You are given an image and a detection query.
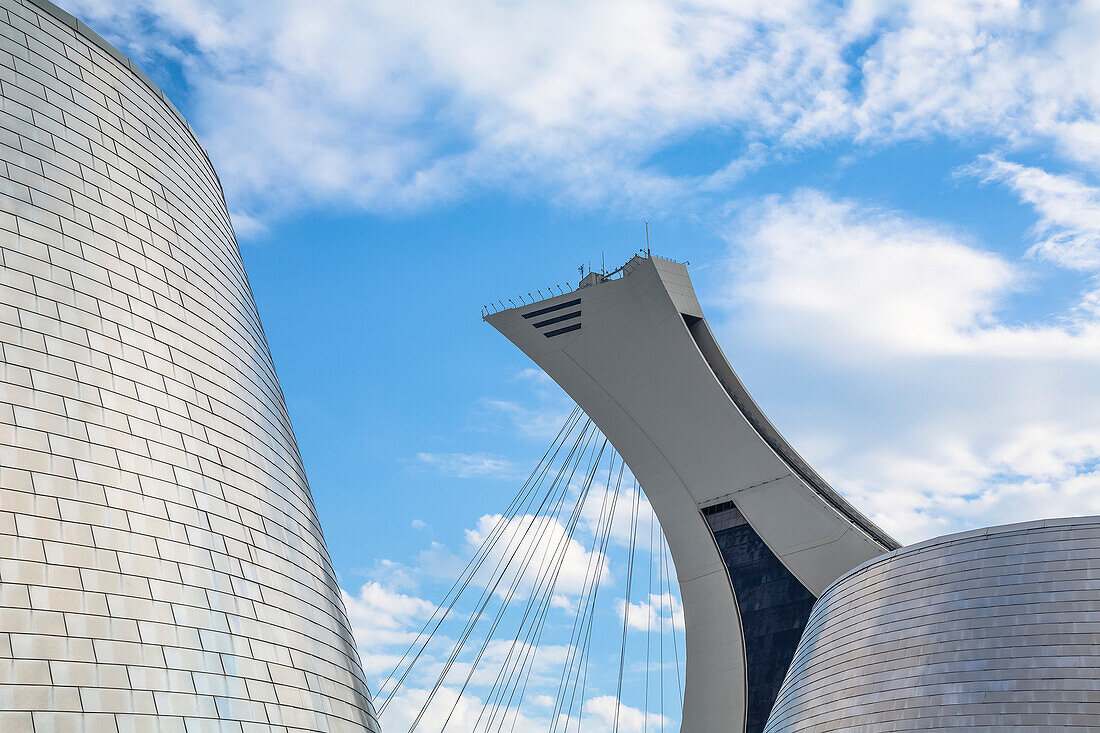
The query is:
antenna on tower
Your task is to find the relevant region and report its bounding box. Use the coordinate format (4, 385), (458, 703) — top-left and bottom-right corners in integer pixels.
(645, 221), (651, 257)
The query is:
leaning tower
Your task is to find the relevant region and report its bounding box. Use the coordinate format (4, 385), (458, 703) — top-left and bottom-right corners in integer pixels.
(0, 1), (380, 731)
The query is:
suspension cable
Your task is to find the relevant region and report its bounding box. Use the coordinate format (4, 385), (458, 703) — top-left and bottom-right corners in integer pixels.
(444, 438), (608, 731)
(658, 519), (666, 733)
(377, 407), (585, 711)
(644, 502), (654, 733)
(551, 459), (627, 733)
(482, 446), (614, 733)
(484, 451), (612, 733)
(408, 423), (598, 731)
(661, 538), (684, 710)
(613, 482), (641, 733)
(378, 407), (688, 733)
(562, 460), (626, 733)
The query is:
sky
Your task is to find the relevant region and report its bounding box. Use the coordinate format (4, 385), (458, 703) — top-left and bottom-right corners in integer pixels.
(65, 0), (1100, 730)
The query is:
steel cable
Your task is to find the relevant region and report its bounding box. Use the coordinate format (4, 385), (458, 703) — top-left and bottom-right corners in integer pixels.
(377, 407), (584, 712)
(408, 423), (597, 731)
(613, 483), (642, 733)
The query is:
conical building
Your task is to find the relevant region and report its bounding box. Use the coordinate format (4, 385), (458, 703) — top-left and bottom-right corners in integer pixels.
(0, 1), (380, 730)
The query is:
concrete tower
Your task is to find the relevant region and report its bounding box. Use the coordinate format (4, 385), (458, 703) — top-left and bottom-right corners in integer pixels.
(487, 256), (899, 733)
(488, 255), (1100, 732)
(0, 1), (379, 731)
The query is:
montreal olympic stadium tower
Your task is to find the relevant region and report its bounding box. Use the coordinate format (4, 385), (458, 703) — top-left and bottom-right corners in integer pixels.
(1, 1), (1099, 732)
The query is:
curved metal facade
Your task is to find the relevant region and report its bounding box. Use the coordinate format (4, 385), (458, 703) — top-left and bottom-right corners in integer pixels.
(0, 1), (379, 731)
(765, 517), (1100, 732)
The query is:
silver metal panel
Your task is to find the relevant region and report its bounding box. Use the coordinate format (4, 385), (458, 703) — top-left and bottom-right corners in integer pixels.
(765, 517), (1100, 732)
(0, 1), (380, 730)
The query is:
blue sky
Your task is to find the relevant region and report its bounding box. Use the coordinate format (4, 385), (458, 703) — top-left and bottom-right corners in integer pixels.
(70, 0), (1100, 729)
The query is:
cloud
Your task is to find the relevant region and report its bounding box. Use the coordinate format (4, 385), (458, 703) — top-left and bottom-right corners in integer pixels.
(463, 514), (610, 598)
(408, 639), (574, 695)
(376, 685), (666, 733)
(342, 445), (683, 728)
(550, 594), (576, 613)
(474, 398), (575, 441)
(377, 685), (551, 733)
(415, 451), (518, 479)
(411, 519), (428, 530)
(64, 0), (1100, 226)
(341, 581), (436, 675)
(617, 593), (686, 633)
(340, 567), (664, 731)
(342, 562), (589, 699)
(721, 189), (1100, 543)
(468, 370), (575, 448)
(228, 209), (267, 239)
(516, 368), (554, 385)
(363, 558), (421, 593)
(850, 2), (1100, 171)
(583, 695), (671, 733)
(730, 189), (1019, 359)
(960, 155), (1100, 271)
(580, 483), (658, 549)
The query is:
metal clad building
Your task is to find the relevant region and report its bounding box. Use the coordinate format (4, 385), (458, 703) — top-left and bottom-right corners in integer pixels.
(764, 517), (1100, 732)
(0, 1), (380, 730)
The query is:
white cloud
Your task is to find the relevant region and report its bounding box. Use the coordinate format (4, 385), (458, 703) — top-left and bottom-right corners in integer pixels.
(341, 492), (685, 726)
(730, 189), (1019, 358)
(228, 209), (267, 238)
(365, 558), (421, 593)
(474, 398), (574, 442)
(850, 2), (1100, 171)
(342, 581), (436, 675)
(469, 371), (575, 447)
(464, 514), (610, 598)
(722, 189), (1100, 543)
(62, 0), (1100, 225)
(839, 436), (1100, 543)
(340, 568), (662, 731)
(550, 594), (576, 613)
(377, 685), (667, 733)
(415, 451), (517, 479)
(412, 639), (574, 694)
(583, 694), (671, 733)
(342, 559), (594, 700)
(378, 685), (552, 733)
(617, 593), (686, 633)
(411, 519), (428, 530)
(960, 154), (1100, 271)
(580, 483), (658, 548)
(516, 368), (554, 385)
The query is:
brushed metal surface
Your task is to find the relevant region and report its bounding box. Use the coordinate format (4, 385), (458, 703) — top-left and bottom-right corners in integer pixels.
(765, 517), (1100, 732)
(0, 2), (379, 730)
